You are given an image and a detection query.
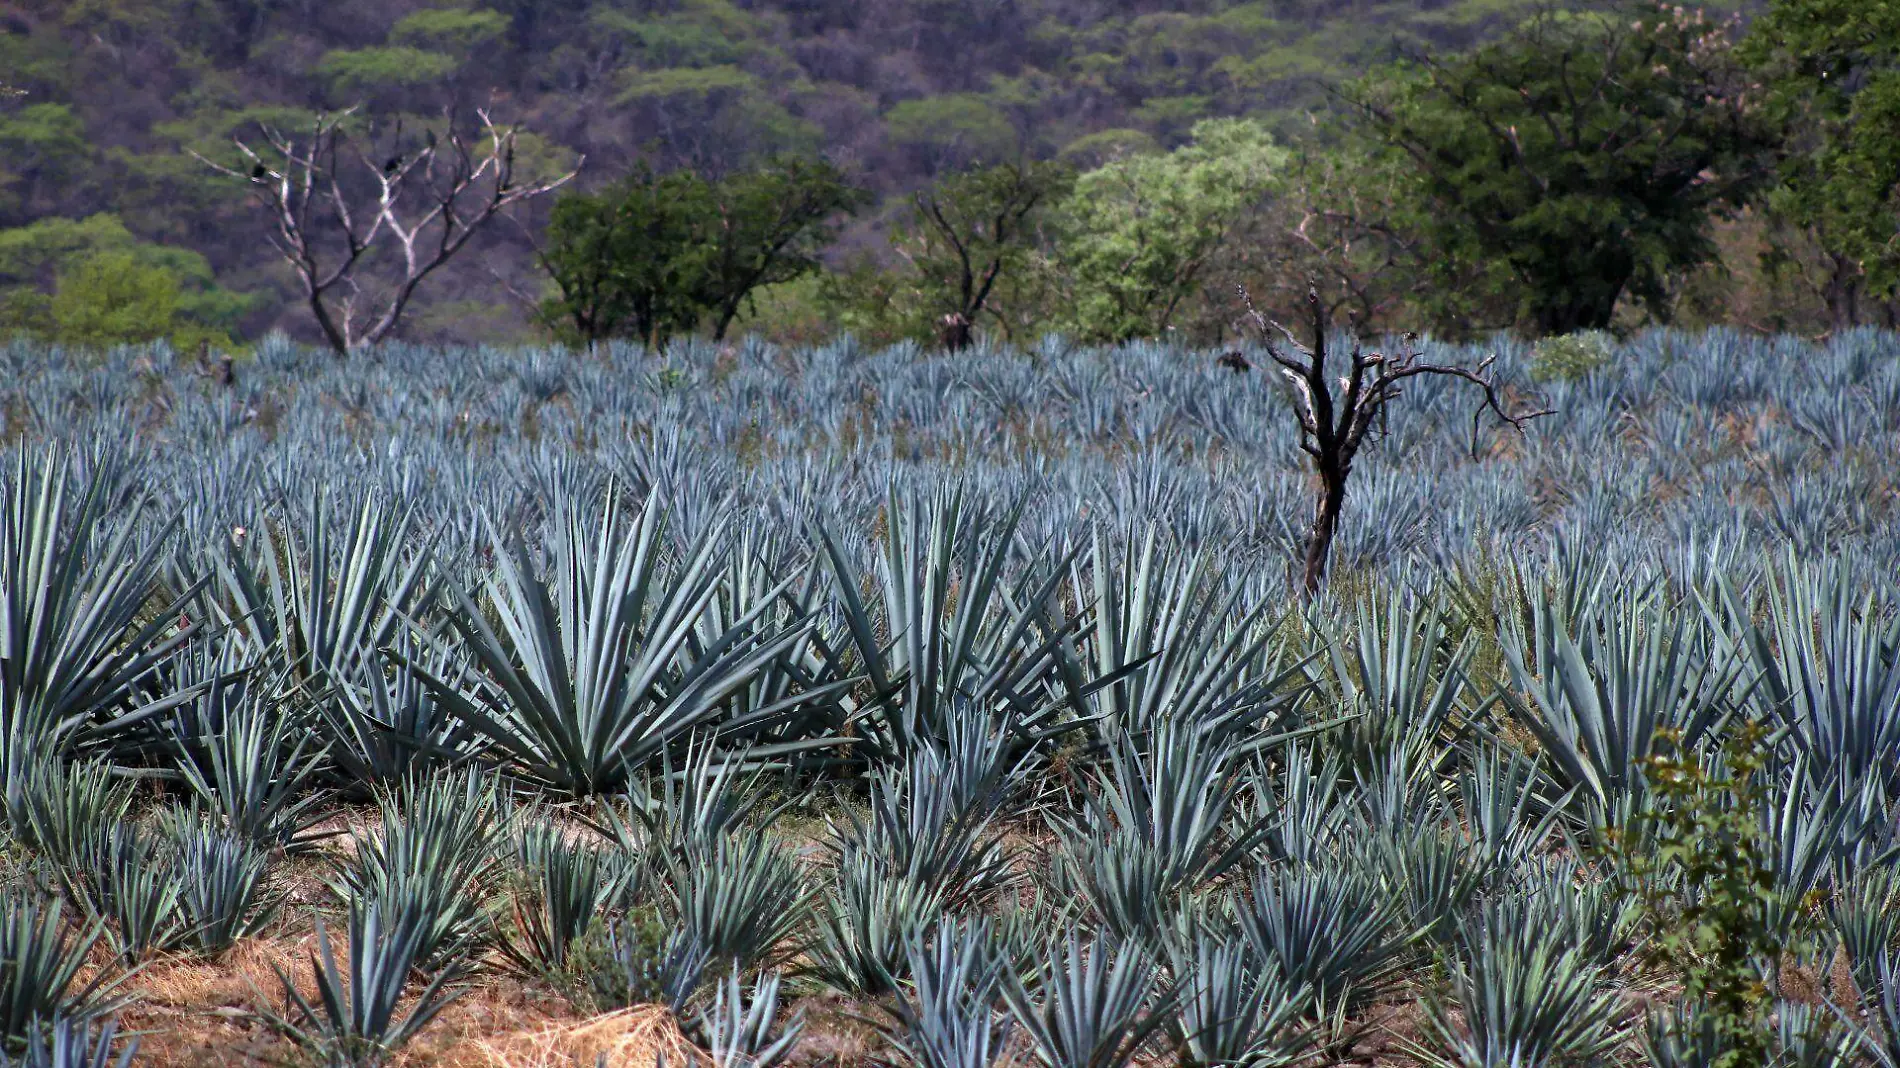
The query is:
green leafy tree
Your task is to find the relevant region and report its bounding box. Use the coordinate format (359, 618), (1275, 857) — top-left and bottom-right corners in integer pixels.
(388, 8), (509, 55)
(893, 160), (1072, 350)
(538, 159), (861, 345)
(1349, 5), (1771, 336)
(0, 213), (251, 348)
(539, 166), (714, 346)
(885, 94), (1020, 174)
(616, 67), (819, 172)
(1224, 144), (1429, 333)
(695, 158), (866, 340)
(48, 251), (182, 349)
(0, 103), (90, 223)
(1054, 118), (1283, 342)
(1743, 0), (1900, 329)
(315, 47), (461, 98)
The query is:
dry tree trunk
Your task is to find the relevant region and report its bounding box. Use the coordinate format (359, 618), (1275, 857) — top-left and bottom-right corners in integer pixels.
(1246, 285), (1552, 600)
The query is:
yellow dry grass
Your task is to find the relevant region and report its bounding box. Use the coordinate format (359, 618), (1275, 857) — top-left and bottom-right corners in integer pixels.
(434, 1003), (706, 1068)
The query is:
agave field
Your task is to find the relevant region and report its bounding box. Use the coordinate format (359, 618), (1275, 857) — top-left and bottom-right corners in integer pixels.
(2, 328), (1900, 1067)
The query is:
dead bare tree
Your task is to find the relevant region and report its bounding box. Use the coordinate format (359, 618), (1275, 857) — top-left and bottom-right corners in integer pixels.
(199, 109), (581, 355)
(1247, 286), (1552, 598)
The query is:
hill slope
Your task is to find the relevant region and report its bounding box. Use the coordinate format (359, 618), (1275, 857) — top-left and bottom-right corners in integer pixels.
(0, 0), (1617, 344)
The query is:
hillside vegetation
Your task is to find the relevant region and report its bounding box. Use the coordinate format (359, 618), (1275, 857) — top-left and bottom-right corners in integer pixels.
(0, 0), (1780, 346)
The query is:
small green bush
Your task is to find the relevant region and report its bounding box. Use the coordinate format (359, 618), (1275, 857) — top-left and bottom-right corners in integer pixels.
(1529, 331), (1614, 382)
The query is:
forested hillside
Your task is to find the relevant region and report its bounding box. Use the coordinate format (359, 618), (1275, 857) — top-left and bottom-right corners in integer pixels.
(0, 0), (1658, 345)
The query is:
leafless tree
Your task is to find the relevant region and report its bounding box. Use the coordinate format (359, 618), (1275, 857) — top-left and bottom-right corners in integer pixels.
(1247, 286), (1552, 598)
(199, 109), (581, 355)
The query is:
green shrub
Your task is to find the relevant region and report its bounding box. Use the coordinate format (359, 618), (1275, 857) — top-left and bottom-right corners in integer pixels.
(1621, 722), (1789, 1068)
(1529, 331), (1614, 382)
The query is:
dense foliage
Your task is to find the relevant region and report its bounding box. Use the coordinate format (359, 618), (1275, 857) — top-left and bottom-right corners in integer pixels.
(40, 0), (1900, 350)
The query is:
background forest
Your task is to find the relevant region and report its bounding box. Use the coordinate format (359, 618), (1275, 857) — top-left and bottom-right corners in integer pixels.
(0, 0), (1890, 351)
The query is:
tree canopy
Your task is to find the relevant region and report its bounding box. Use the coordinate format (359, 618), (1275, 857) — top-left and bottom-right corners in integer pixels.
(1349, 7), (1772, 336)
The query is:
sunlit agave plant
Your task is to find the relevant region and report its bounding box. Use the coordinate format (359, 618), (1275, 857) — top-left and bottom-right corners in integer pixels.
(1000, 934), (1174, 1068)
(695, 966), (804, 1068)
(499, 817), (628, 976)
(1424, 908), (1622, 1068)
(163, 808), (281, 956)
(1, 451), (207, 776)
(882, 919), (1016, 1068)
(0, 1016), (138, 1068)
(266, 900), (464, 1068)
(0, 889), (125, 1046)
(335, 767), (508, 968)
(401, 489), (817, 797)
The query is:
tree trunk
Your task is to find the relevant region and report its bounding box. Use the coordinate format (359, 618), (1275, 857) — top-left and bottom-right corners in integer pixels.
(1823, 252), (1862, 332)
(939, 313), (973, 352)
(1300, 463), (1349, 599)
(309, 292), (350, 356)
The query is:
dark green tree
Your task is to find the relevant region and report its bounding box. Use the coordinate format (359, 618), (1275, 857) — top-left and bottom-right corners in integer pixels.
(538, 159), (862, 347)
(903, 160), (1071, 351)
(1743, 0), (1900, 330)
(697, 158), (866, 341)
(538, 166), (713, 347)
(1349, 5), (1771, 336)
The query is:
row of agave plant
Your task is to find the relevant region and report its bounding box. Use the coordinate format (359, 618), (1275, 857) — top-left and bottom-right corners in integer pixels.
(6, 326), (1900, 578)
(4, 448), (1900, 1067)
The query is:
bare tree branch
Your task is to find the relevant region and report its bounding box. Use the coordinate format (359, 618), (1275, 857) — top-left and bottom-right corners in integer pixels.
(1242, 284), (1553, 597)
(197, 109), (582, 355)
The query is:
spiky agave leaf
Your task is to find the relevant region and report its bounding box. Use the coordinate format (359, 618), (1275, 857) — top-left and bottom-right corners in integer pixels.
(267, 900), (465, 1068)
(1234, 862), (1410, 1019)
(404, 490), (816, 797)
(694, 526), (859, 760)
(498, 817), (627, 976)
(882, 919), (1016, 1068)
(1644, 1000), (1863, 1068)
(1250, 744), (1356, 868)
(1057, 720), (1265, 944)
(999, 934), (1174, 1068)
(814, 487), (1104, 763)
(1075, 526), (1314, 743)
(695, 966), (803, 1068)
(211, 492), (434, 688)
(1855, 948), (1900, 1068)
(1832, 866), (1900, 1000)
(1490, 858), (1640, 968)
(172, 694), (329, 851)
(824, 712), (1020, 921)
(320, 629), (475, 791)
(1423, 908), (1622, 1068)
(1320, 588), (1474, 785)
(162, 808), (281, 956)
(808, 849), (952, 996)
(0, 450), (208, 769)
(666, 828), (810, 973)
(614, 741), (775, 859)
(336, 767), (508, 969)
(1361, 823), (1488, 946)
(0, 1016), (138, 1068)
(1164, 925), (1312, 1068)
(580, 922), (712, 1016)
(1457, 742), (1569, 880)
(2, 756), (130, 872)
(1773, 1002), (1864, 1068)
(73, 823), (184, 965)
(1710, 556), (1900, 811)
(0, 889), (124, 1046)
(1498, 583), (1741, 833)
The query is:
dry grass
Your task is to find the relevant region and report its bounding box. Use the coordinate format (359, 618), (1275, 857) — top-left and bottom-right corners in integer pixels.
(436, 1003), (704, 1068)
